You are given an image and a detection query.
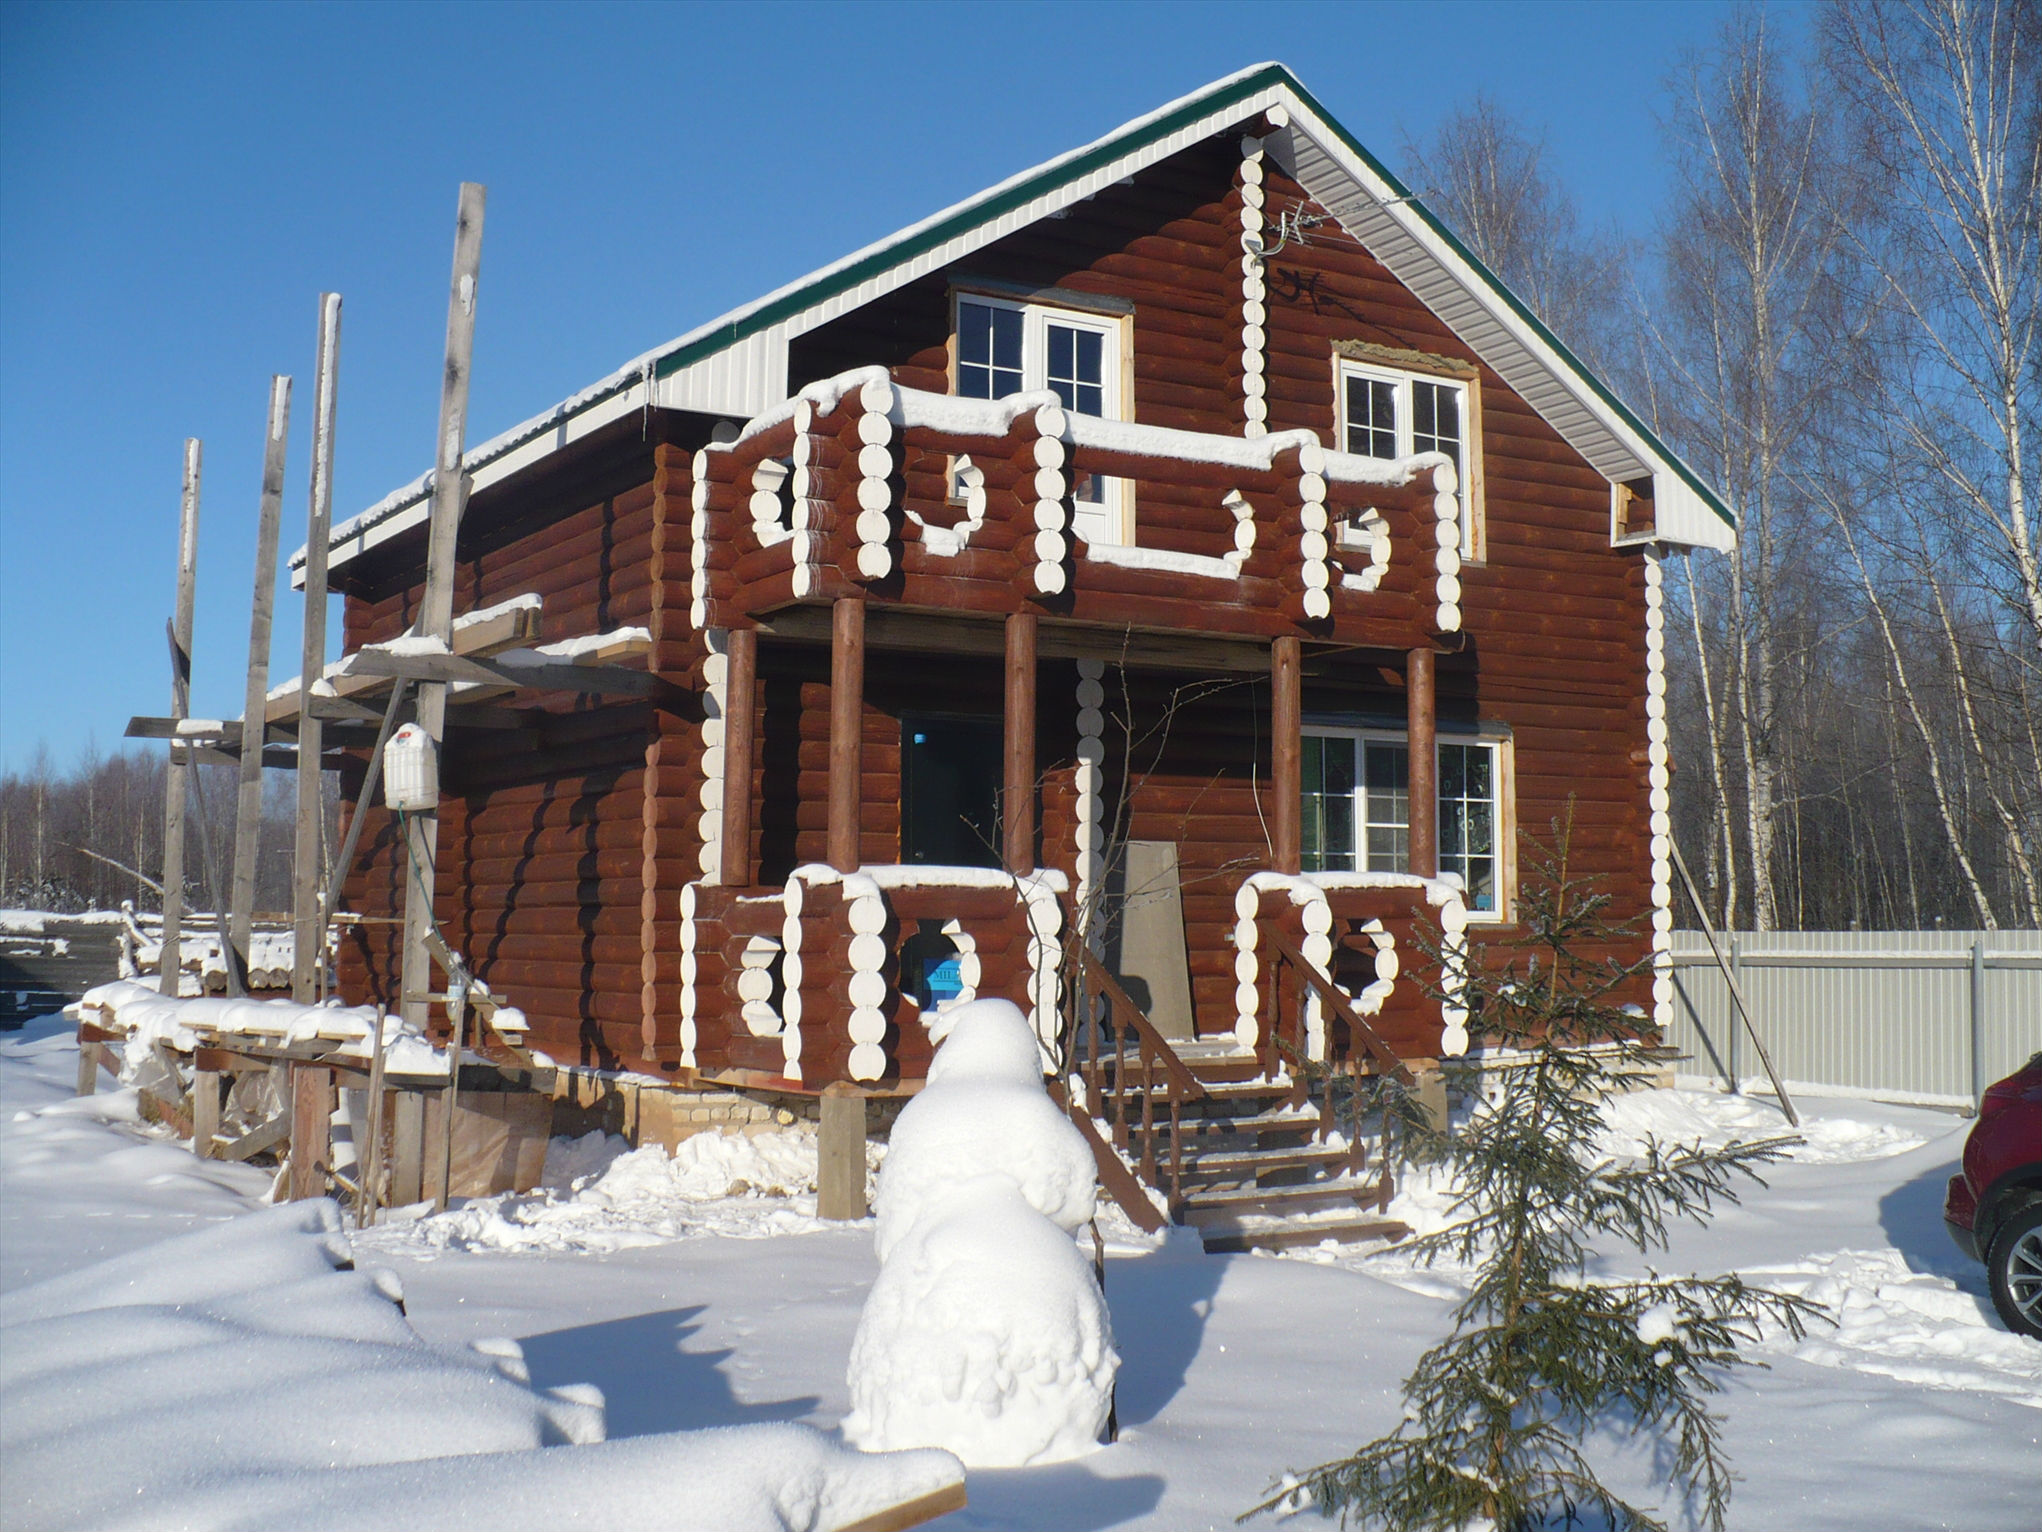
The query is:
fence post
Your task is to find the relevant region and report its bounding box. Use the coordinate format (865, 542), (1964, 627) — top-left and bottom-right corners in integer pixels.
(1970, 937), (1986, 1109)
(1727, 934), (1742, 1092)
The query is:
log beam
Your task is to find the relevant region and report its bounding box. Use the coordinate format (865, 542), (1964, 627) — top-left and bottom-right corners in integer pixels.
(294, 293), (341, 1003)
(400, 182), (484, 1037)
(1407, 646), (1437, 880)
(230, 376), (292, 995)
(721, 626), (758, 886)
(828, 597), (865, 873)
(159, 439), (202, 996)
(1003, 611), (1037, 875)
(1272, 634), (1301, 875)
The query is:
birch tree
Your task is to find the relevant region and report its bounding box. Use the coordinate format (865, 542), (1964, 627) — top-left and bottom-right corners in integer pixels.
(1651, 12), (1856, 929)
(1822, 0), (2042, 661)
(1399, 95), (1633, 370)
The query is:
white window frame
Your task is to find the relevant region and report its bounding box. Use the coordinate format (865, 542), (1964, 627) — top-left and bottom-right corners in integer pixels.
(1335, 358), (1480, 561)
(953, 291), (1130, 545)
(1301, 724), (1513, 921)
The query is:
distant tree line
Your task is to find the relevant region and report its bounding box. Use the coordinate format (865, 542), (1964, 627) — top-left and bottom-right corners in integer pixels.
(1403, 0), (2038, 930)
(5, 2), (2033, 934)
(0, 746), (332, 917)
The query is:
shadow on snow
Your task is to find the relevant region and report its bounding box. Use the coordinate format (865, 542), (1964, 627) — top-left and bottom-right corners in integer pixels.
(519, 1304), (822, 1438)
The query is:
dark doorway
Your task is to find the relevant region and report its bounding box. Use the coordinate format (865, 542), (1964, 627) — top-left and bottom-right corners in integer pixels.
(901, 714), (1002, 868)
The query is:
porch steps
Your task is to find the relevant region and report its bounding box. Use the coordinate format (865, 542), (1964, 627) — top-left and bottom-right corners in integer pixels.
(1091, 1040), (1409, 1255)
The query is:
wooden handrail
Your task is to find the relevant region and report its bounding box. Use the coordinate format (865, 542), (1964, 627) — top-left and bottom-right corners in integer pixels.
(1260, 929), (1416, 1086)
(1057, 932), (1208, 1214)
(1065, 932), (1206, 1101)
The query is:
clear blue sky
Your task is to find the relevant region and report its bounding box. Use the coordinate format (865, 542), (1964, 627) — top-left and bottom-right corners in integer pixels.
(0, 0), (1790, 773)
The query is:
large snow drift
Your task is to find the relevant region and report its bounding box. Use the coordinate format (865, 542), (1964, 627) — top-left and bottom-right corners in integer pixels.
(0, 1195), (961, 1532)
(845, 999), (1116, 1467)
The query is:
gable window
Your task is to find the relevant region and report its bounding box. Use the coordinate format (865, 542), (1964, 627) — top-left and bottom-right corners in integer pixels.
(954, 292), (1127, 545)
(1336, 354), (1482, 560)
(1301, 726), (1511, 917)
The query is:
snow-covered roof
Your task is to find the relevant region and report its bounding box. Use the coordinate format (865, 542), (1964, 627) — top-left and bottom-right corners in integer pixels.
(297, 62), (1733, 581)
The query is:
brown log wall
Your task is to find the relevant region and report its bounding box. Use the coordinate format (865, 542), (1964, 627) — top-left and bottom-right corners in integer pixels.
(789, 128), (1653, 1035)
(340, 122), (1655, 1080)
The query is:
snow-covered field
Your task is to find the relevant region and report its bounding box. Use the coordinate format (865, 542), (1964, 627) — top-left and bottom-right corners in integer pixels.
(3, 1010), (2036, 1530)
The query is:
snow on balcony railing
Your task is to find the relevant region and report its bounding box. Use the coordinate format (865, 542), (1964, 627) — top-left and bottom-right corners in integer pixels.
(693, 367), (1463, 631)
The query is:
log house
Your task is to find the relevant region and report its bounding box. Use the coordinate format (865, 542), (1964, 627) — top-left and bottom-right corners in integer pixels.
(288, 66), (1733, 1231)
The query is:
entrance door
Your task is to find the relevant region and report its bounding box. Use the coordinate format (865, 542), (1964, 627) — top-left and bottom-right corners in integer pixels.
(901, 715), (1002, 868)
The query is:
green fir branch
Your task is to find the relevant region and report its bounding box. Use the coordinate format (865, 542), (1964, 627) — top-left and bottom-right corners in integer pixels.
(1246, 807), (1829, 1532)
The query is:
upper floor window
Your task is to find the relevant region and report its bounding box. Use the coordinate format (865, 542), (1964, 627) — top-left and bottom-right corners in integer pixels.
(957, 302), (1023, 399)
(1336, 354), (1481, 560)
(1301, 726), (1511, 917)
(955, 292), (1127, 544)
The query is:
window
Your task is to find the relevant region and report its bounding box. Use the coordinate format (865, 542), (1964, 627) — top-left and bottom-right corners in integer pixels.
(954, 293), (1127, 544)
(1301, 727), (1509, 917)
(1437, 740), (1497, 914)
(1337, 357), (1479, 559)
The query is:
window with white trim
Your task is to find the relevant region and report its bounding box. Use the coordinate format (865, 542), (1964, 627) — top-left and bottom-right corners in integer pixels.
(1337, 360), (1476, 558)
(955, 293), (1127, 545)
(1301, 727), (1508, 917)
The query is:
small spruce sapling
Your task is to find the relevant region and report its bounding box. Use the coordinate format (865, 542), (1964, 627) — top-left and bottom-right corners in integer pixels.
(1252, 816), (1822, 1532)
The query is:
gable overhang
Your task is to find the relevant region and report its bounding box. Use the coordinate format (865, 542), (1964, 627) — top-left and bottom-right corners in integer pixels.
(301, 63), (1732, 584)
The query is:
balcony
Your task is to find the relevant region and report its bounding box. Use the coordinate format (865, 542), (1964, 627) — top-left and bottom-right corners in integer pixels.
(689, 366), (1463, 649)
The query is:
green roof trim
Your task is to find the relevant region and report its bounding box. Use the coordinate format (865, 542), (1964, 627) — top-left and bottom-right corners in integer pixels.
(647, 64), (1288, 385)
(1270, 72), (1735, 532)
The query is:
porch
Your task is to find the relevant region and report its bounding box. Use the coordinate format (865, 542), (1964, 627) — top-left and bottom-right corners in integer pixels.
(677, 367), (1478, 1095)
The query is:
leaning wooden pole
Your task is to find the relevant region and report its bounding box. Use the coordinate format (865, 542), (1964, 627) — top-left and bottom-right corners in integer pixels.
(294, 294), (342, 1003)
(1667, 836), (1798, 1126)
(158, 440), (203, 997)
(228, 376), (293, 995)
(399, 182), (484, 1047)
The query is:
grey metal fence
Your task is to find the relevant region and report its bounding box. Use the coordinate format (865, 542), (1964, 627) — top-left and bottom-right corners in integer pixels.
(1665, 930), (2042, 1107)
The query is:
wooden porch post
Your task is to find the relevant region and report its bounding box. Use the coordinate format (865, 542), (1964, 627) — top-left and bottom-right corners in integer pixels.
(1003, 612), (1038, 875)
(1407, 646), (1437, 879)
(1272, 635), (1301, 875)
(828, 597), (864, 874)
(721, 626), (758, 886)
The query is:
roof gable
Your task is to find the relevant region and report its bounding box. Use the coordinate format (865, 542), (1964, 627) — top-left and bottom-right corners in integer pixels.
(305, 62), (1731, 578)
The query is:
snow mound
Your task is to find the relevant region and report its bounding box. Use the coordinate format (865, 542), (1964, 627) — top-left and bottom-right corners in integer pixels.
(150, 1424), (962, 1532)
(1599, 1087), (1926, 1164)
(844, 1175), (1117, 1467)
(0, 1200), (607, 1530)
(875, 1077), (1095, 1261)
(924, 997), (1050, 1086)
(849, 999), (1114, 1468)
(1745, 1248), (2042, 1409)
(358, 1127), (883, 1257)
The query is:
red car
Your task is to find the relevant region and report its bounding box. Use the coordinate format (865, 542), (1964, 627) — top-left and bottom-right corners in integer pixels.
(1945, 1052), (2042, 1340)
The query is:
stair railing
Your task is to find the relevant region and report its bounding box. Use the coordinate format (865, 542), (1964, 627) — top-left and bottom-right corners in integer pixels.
(1057, 932), (1207, 1208)
(1260, 928), (1416, 1147)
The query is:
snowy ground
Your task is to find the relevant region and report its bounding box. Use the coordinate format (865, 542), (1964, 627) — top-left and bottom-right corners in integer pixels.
(3, 1012), (2036, 1531)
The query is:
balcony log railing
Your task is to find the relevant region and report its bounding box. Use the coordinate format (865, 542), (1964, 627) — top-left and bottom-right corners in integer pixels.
(692, 367), (1463, 644)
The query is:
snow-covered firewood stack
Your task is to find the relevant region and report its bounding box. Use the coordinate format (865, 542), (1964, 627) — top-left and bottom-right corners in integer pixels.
(843, 999), (1118, 1467)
